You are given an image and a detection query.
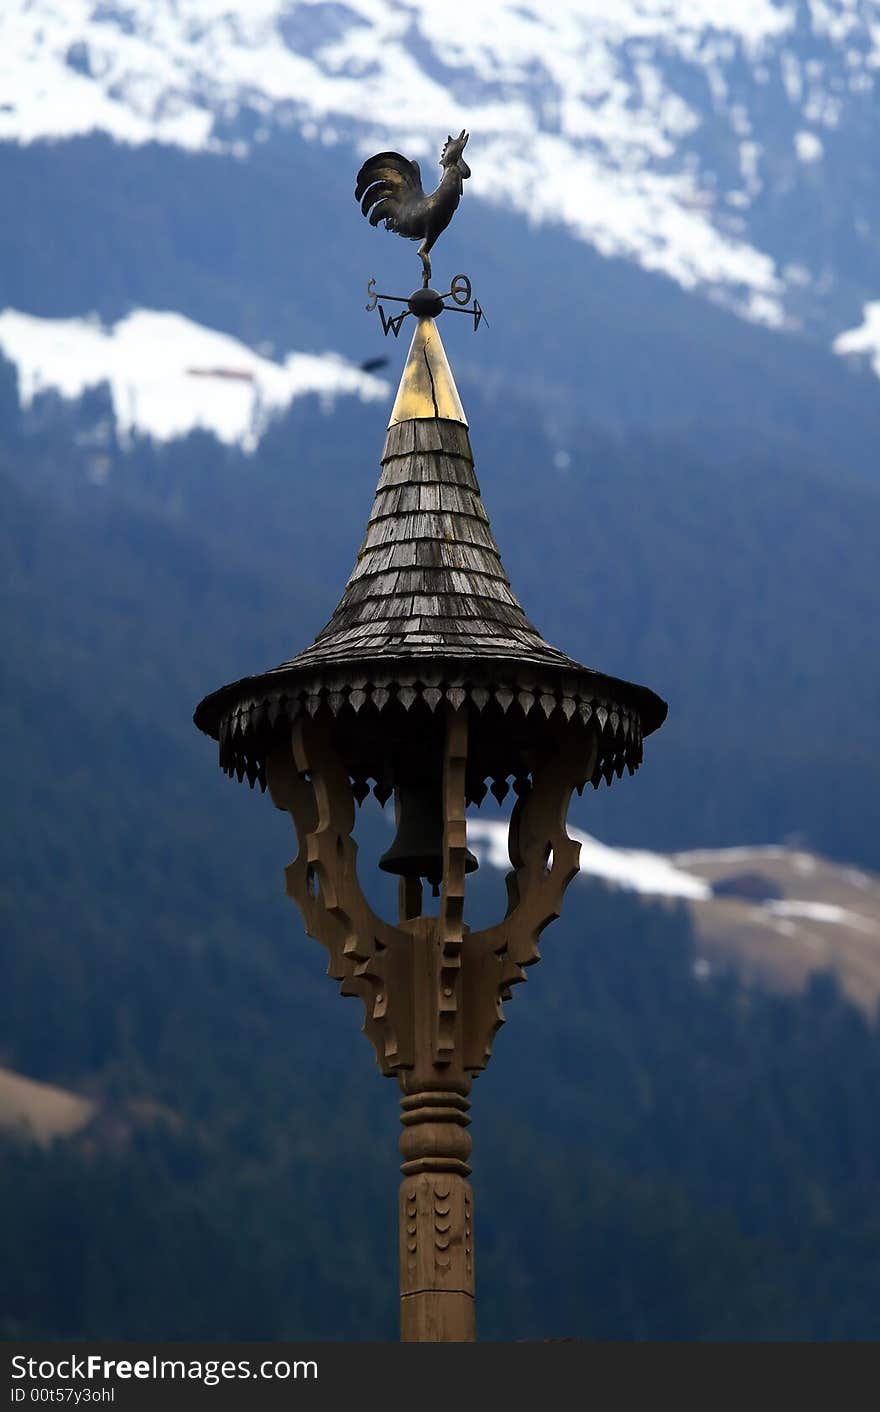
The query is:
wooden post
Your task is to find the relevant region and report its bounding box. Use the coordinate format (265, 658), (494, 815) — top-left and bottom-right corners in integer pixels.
(268, 705), (596, 1343)
(398, 705), (474, 1341)
(399, 1075), (474, 1342)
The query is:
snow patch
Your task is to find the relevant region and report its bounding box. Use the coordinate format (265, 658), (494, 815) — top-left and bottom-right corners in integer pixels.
(842, 868), (871, 890)
(469, 826), (878, 940)
(467, 819), (711, 900)
(833, 301), (880, 379)
(0, 0), (834, 322)
(765, 900), (877, 933)
(0, 308), (388, 451)
(672, 844), (792, 865)
(794, 129), (824, 162)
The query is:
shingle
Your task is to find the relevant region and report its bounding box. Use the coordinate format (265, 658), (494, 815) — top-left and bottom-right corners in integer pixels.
(383, 419), (416, 457)
(429, 454), (471, 484)
(389, 542), (421, 568)
(346, 570), (400, 598)
(413, 420), (445, 452)
(370, 486), (401, 516)
(418, 484), (441, 512)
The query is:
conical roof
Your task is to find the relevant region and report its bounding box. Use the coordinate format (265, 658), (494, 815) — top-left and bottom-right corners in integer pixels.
(194, 315), (666, 790)
(289, 318), (582, 673)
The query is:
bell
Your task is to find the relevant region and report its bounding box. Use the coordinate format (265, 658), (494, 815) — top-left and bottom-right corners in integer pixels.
(379, 780), (479, 892)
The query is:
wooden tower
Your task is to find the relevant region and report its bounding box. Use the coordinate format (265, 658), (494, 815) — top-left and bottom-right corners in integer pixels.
(194, 309), (666, 1341)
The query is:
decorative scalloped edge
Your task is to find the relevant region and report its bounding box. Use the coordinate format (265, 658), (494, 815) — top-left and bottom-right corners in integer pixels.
(217, 672), (644, 794)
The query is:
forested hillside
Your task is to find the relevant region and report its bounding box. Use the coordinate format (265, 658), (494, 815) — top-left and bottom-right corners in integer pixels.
(2, 354), (880, 1339)
(2, 338), (878, 868)
(2, 6), (879, 1339)
(4, 875), (880, 1341)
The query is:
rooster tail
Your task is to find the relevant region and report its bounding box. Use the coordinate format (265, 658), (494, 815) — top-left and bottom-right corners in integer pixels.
(355, 151), (423, 228)
(358, 177), (399, 215)
(355, 151), (420, 200)
(366, 195), (400, 228)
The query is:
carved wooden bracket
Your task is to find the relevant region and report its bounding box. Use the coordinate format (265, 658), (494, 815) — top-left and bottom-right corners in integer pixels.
(268, 707), (597, 1080)
(267, 716), (413, 1074)
(459, 731), (598, 1072)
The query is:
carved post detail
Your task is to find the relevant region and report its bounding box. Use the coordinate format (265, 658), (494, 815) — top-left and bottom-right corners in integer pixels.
(437, 705), (468, 1061)
(398, 704), (475, 1342)
(399, 1080), (474, 1343)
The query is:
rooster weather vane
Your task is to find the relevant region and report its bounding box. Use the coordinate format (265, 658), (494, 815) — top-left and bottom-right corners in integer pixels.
(356, 129), (486, 337)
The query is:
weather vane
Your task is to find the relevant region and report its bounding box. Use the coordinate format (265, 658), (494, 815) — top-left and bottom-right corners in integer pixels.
(355, 129), (486, 337)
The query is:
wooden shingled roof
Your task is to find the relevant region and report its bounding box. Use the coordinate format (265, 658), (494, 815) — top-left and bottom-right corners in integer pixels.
(194, 316), (666, 786)
(284, 405), (581, 673)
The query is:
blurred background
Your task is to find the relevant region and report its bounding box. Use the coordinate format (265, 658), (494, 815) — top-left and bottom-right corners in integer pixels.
(2, 0), (880, 1341)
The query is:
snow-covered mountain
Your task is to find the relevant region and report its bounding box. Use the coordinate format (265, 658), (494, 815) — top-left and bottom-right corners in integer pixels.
(468, 821), (880, 1015)
(0, 308), (388, 451)
(469, 818), (712, 900)
(1, 4), (877, 1006)
(3, 0), (879, 356)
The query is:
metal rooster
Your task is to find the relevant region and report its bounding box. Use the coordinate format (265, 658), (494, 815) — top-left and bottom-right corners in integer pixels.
(355, 130), (471, 285)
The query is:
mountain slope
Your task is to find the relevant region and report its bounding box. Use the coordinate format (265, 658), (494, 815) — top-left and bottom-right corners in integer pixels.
(470, 822), (880, 1017)
(0, 307), (387, 451)
(4, 129), (880, 486)
(3, 0), (879, 348)
(2, 334), (880, 1343)
(2, 306), (878, 869)
(3, 0), (880, 1348)
(4, 868), (880, 1342)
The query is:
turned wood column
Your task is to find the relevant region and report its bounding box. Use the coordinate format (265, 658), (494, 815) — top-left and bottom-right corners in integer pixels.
(399, 1076), (474, 1342)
